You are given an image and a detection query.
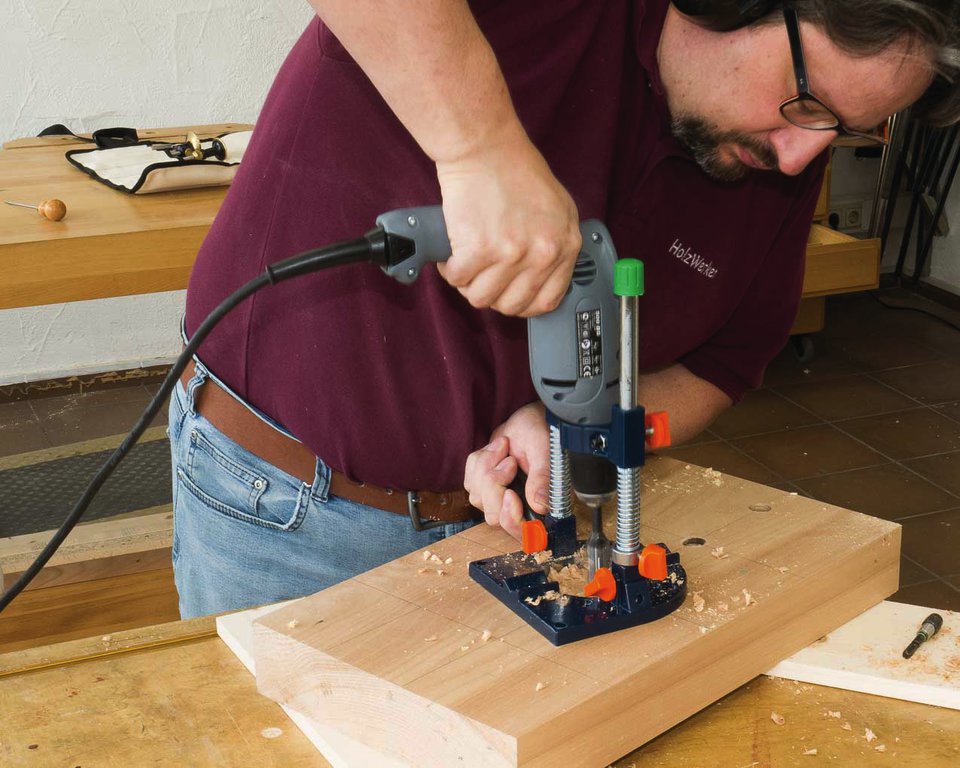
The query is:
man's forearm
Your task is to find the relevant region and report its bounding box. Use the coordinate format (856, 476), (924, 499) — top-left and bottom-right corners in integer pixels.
(308, 0), (524, 164)
(637, 364), (732, 445)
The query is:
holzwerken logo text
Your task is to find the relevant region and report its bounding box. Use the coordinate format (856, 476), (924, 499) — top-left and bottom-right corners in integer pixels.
(669, 238), (718, 278)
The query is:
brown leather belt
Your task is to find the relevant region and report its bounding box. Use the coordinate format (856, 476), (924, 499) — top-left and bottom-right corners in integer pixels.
(180, 360), (478, 529)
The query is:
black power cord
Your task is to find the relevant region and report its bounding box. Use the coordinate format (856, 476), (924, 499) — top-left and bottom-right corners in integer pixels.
(0, 225), (414, 613)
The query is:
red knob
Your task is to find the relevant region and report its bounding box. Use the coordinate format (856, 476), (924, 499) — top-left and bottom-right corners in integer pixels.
(638, 543), (668, 581)
(521, 519), (548, 554)
(645, 411), (671, 449)
(584, 567), (617, 602)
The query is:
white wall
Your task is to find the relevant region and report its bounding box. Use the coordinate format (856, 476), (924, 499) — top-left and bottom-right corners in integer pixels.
(930, 179), (960, 293)
(3, 4), (957, 385)
(1, 0), (312, 385)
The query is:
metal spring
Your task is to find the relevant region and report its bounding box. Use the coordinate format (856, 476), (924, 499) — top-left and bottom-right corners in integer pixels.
(615, 465), (641, 554)
(548, 423), (572, 519)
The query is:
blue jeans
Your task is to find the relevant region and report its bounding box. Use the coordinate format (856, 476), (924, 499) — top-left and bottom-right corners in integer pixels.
(168, 359), (474, 619)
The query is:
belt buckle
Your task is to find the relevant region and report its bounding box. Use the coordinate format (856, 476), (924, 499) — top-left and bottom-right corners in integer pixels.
(408, 491), (445, 532)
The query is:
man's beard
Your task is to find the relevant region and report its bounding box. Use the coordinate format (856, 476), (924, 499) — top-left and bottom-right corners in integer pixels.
(671, 115), (778, 181)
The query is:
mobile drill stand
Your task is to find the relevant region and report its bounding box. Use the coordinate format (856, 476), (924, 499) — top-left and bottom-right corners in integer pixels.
(468, 223), (687, 645)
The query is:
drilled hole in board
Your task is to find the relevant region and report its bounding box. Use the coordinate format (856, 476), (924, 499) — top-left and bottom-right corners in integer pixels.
(682, 537), (706, 547)
(749, 503), (772, 512)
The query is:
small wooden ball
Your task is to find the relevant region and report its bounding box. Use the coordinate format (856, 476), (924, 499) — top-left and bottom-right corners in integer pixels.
(38, 199), (67, 221)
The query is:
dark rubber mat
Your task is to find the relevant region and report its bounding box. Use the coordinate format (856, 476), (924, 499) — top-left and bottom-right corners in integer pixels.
(0, 439), (171, 538)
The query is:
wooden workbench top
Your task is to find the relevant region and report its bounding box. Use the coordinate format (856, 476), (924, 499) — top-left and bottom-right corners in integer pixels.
(0, 616), (957, 766)
(0, 123), (249, 309)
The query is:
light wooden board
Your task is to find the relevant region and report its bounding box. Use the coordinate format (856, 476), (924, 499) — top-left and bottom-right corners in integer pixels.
(218, 604), (405, 768)
(766, 601), (960, 709)
(3, 614), (958, 766)
(250, 456), (901, 767)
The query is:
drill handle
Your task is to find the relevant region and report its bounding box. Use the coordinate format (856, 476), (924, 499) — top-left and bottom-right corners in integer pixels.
(508, 469), (540, 522)
(376, 206), (450, 283)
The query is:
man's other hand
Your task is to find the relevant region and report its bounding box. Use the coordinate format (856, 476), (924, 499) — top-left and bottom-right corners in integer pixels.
(463, 402), (549, 539)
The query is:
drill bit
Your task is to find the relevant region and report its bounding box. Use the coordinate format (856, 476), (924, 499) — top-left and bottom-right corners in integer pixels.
(902, 613), (943, 659)
(586, 506), (611, 580)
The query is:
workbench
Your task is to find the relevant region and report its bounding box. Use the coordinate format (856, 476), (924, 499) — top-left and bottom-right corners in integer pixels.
(0, 123), (250, 310)
(1, 614), (957, 766)
(1, 125), (874, 320)
(0, 128), (891, 747)
(5, 451), (958, 766)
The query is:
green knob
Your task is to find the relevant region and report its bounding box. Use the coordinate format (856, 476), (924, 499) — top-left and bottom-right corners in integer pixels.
(615, 259), (644, 297)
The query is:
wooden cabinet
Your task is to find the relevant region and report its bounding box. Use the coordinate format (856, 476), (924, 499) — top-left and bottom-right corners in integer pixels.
(792, 153), (880, 335)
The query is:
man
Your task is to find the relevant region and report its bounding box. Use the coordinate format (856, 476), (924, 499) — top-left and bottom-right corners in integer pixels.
(172, 0), (957, 617)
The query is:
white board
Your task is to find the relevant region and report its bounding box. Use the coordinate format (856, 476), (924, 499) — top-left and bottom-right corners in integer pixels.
(765, 601), (960, 710)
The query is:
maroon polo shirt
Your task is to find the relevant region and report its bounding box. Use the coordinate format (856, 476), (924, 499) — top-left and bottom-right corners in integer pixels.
(185, 0), (825, 492)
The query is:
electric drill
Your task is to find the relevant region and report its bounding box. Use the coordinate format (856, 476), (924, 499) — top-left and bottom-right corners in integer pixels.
(377, 206), (684, 645)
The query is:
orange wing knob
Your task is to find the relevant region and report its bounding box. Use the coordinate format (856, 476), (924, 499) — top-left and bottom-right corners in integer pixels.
(645, 411), (671, 449)
(521, 519), (548, 554)
(638, 543), (668, 581)
(584, 567), (617, 602)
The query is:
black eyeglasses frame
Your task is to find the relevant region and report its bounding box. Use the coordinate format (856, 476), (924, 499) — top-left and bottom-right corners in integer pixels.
(779, 7), (887, 145)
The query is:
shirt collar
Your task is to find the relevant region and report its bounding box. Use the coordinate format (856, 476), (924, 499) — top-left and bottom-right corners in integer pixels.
(634, 0), (671, 98)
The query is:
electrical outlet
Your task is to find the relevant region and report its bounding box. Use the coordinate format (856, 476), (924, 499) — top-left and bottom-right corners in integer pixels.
(842, 203), (862, 230)
(829, 198), (868, 233)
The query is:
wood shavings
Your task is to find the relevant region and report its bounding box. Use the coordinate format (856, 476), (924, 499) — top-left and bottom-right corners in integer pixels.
(524, 590), (561, 607)
(460, 645), (470, 652)
(260, 727), (283, 739)
(692, 591), (705, 612)
(417, 567), (431, 574)
(743, 589), (755, 607)
(770, 711), (785, 726)
(875, 744), (887, 753)
(101, 635), (112, 643)
(429, 554), (444, 564)
(525, 595), (544, 606)
(532, 550), (553, 565)
(422, 550), (432, 561)
(826, 710), (841, 718)
(711, 546), (729, 559)
(717, 602), (729, 612)
(841, 722), (852, 731)
(777, 566), (790, 573)
(535, 681), (548, 692)
(864, 728), (877, 743)
(669, 572), (678, 583)
(547, 562), (588, 597)
(435, 569), (446, 576)
(423, 635), (438, 642)
(480, 629), (492, 642)
(703, 467), (724, 486)
(802, 748), (818, 756)
(286, 619), (299, 629)
(444, 556), (453, 565)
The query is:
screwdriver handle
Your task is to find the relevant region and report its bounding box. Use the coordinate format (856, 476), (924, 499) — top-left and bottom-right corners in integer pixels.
(5, 198), (67, 221)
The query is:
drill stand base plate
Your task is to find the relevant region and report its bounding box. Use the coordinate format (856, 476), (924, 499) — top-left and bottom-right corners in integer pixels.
(468, 544), (687, 646)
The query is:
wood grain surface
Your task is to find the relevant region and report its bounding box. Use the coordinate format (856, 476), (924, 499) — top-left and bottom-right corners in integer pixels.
(252, 456), (902, 767)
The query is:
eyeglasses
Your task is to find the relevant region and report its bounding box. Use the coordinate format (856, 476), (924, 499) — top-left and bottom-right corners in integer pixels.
(779, 7), (887, 145)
